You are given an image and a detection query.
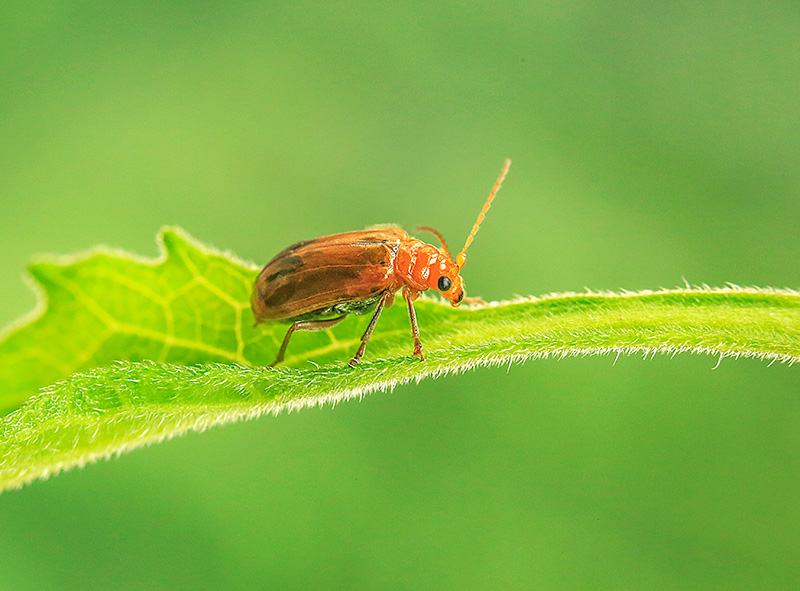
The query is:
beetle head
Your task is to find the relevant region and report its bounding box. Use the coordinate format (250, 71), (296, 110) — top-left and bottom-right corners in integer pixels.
(431, 257), (464, 307)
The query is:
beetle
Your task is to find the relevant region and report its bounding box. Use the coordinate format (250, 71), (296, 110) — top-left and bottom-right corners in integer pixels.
(252, 159), (511, 367)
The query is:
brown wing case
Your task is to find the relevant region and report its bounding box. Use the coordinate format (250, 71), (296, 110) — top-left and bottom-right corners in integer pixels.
(252, 228), (408, 323)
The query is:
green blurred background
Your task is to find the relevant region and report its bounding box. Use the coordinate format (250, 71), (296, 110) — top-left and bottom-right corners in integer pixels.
(2, 2), (799, 589)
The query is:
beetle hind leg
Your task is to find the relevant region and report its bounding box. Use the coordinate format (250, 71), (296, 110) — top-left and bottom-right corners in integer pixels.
(270, 314), (348, 367)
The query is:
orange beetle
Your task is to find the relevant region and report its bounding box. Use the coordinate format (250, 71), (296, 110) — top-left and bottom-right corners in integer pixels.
(252, 159), (511, 367)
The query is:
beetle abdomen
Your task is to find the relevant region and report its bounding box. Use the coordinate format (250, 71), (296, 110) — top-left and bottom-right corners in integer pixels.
(276, 292), (386, 323)
(252, 229), (407, 323)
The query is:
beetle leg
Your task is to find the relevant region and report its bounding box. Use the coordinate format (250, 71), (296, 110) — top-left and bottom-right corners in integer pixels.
(461, 295), (487, 306)
(402, 286), (424, 362)
(349, 290), (394, 367)
(270, 314), (348, 367)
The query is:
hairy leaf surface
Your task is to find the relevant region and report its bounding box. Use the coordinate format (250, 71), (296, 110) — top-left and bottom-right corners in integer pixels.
(1, 228), (798, 491)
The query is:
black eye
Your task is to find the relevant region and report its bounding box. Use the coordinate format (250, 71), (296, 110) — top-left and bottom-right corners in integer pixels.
(437, 276), (452, 292)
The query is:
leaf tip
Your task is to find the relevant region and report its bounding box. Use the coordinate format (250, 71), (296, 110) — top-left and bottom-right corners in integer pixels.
(158, 225), (192, 255)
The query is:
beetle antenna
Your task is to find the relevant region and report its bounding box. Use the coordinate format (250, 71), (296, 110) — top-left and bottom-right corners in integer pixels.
(415, 226), (453, 261)
(456, 159), (511, 269)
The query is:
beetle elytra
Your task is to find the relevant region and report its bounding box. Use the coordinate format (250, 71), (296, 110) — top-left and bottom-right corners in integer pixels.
(252, 159), (511, 367)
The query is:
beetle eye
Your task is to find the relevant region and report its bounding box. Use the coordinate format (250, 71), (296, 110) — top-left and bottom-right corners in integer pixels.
(437, 276), (452, 292)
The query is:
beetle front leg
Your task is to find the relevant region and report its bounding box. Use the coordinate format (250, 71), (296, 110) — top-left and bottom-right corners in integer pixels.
(271, 314), (348, 367)
(402, 286), (424, 362)
(461, 295), (487, 306)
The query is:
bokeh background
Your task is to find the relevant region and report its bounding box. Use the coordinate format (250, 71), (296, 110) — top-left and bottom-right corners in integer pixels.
(2, 2), (800, 589)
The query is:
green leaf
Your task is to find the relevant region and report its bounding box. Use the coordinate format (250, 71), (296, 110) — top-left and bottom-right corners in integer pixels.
(1, 227), (799, 491)
(0, 227), (264, 415)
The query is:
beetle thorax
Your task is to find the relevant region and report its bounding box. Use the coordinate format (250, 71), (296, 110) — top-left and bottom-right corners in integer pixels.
(394, 238), (451, 291)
